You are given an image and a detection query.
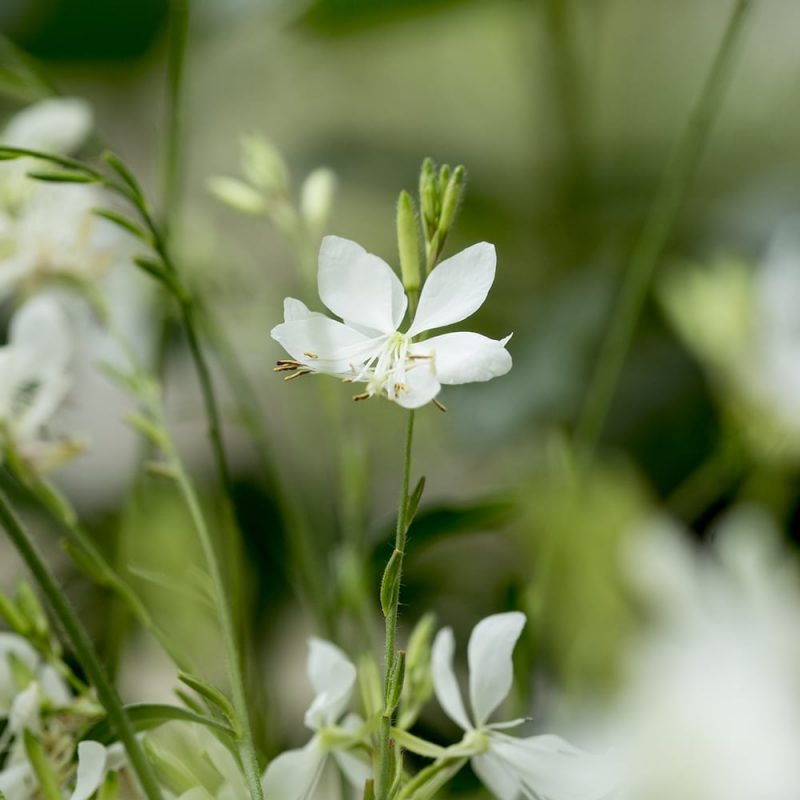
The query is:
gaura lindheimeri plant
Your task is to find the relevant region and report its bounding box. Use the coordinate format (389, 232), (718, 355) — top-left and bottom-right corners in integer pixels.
(432, 613), (612, 800)
(271, 235), (512, 409)
(263, 638), (370, 800)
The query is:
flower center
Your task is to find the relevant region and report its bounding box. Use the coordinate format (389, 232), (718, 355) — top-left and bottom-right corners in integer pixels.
(461, 728), (491, 755)
(365, 331), (414, 400)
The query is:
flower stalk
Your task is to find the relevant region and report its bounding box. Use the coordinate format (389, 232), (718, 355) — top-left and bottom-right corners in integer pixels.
(377, 409), (415, 800)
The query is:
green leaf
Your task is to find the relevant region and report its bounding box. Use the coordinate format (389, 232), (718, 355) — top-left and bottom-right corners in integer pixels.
(23, 730), (62, 800)
(380, 548), (403, 617)
(81, 703), (236, 745)
(102, 151), (145, 203)
(124, 412), (168, 450)
(93, 209), (151, 243)
(177, 673), (239, 733)
(133, 256), (187, 302)
(404, 476), (426, 529)
(26, 170), (97, 184)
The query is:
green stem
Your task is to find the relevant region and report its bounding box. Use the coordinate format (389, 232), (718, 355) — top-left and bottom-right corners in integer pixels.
(0, 490), (164, 800)
(574, 0), (755, 453)
(377, 410), (415, 800)
(167, 446), (264, 800)
(162, 0), (189, 236)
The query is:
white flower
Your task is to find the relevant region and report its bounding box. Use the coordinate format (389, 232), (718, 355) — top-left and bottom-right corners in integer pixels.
(614, 508), (800, 800)
(432, 612), (612, 800)
(271, 236), (512, 408)
(0, 99), (124, 301)
(0, 294), (76, 470)
(262, 638), (370, 800)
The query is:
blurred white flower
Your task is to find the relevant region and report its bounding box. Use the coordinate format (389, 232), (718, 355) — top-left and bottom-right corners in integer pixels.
(660, 222), (800, 460)
(616, 508), (800, 800)
(432, 612), (611, 800)
(262, 638), (370, 800)
(0, 98), (124, 301)
(271, 236), (512, 408)
(0, 294), (81, 472)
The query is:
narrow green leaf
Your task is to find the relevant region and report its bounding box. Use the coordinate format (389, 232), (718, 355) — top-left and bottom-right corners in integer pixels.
(102, 151), (145, 202)
(27, 170), (97, 184)
(380, 548), (403, 617)
(177, 673), (239, 733)
(133, 256), (187, 302)
(384, 651), (405, 714)
(23, 730), (62, 800)
(405, 476), (426, 529)
(124, 412), (168, 450)
(93, 209), (151, 243)
(81, 703), (236, 745)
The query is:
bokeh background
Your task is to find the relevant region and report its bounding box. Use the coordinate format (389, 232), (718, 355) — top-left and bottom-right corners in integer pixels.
(1, 0), (799, 789)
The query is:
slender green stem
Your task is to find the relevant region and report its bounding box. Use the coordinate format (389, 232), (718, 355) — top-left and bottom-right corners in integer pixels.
(162, 0), (189, 236)
(167, 447), (264, 800)
(0, 490), (165, 800)
(574, 0), (755, 453)
(377, 410), (416, 800)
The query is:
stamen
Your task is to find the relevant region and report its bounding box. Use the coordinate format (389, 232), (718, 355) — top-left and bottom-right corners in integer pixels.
(274, 359), (304, 373)
(303, 352), (319, 359)
(284, 369), (312, 382)
(433, 398), (448, 412)
(352, 392), (370, 402)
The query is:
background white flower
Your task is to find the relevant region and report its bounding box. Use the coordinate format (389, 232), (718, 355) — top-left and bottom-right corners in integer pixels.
(432, 612), (611, 800)
(614, 507), (800, 800)
(262, 637), (370, 800)
(271, 235), (512, 408)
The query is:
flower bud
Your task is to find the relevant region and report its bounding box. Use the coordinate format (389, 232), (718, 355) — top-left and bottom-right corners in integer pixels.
(240, 133), (289, 193)
(438, 163), (451, 199)
(396, 190), (421, 293)
(207, 177), (265, 215)
(385, 650), (406, 714)
(439, 164), (465, 236)
(419, 157), (437, 236)
(300, 167), (336, 233)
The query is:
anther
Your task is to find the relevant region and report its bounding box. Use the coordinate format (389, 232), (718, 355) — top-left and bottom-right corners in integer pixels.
(303, 352), (319, 359)
(433, 398), (448, 412)
(352, 392), (370, 402)
(284, 369), (311, 382)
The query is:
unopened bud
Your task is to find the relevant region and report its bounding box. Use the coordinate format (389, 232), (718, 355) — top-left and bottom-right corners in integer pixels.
(380, 548), (403, 617)
(438, 163), (451, 199)
(396, 190), (421, 293)
(438, 164), (465, 236)
(300, 167), (336, 233)
(419, 157), (437, 236)
(207, 177), (265, 215)
(240, 133), (289, 192)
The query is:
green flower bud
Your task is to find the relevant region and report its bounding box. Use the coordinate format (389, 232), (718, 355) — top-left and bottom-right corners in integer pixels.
(207, 176), (265, 215)
(439, 164), (465, 236)
(380, 548), (403, 617)
(438, 163), (451, 199)
(396, 190), (421, 294)
(240, 133), (289, 193)
(419, 157), (437, 236)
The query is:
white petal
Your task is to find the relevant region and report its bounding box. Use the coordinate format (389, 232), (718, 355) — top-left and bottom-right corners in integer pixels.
(37, 664), (71, 708)
(317, 236), (406, 334)
(0, 761), (34, 800)
(283, 298), (324, 322)
(471, 752), (522, 800)
(4, 98), (92, 154)
(413, 332), (512, 386)
(262, 741), (327, 800)
(8, 683), (40, 733)
(304, 638), (356, 729)
(71, 741), (108, 800)
(393, 362), (442, 409)
(407, 243), (496, 336)
(468, 612), (526, 727)
(331, 748), (372, 791)
(431, 627), (472, 731)
(271, 316), (383, 376)
(489, 733), (614, 800)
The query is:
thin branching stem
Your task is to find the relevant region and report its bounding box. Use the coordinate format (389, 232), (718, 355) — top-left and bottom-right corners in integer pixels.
(574, 0), (755, 453)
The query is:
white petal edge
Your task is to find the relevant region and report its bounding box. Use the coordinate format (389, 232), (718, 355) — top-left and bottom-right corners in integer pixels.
(393, 362), (441, 409)
(283, 298), (325, 322)
(304, 638), (356, 729)
(271, 316), (383, 376)
(318, 236), (407, 334)
(262, 740), (327, 800)
(431, 627), (472, 731)
(4, 98), (93, 154)
(331, 748), (372, 790)
(468, 612), (526, 727)
(407, 243), (496, 337)
(471, 752), (522, 800)
(71, 741), (108, 800)
(414, 332), (512, 386)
